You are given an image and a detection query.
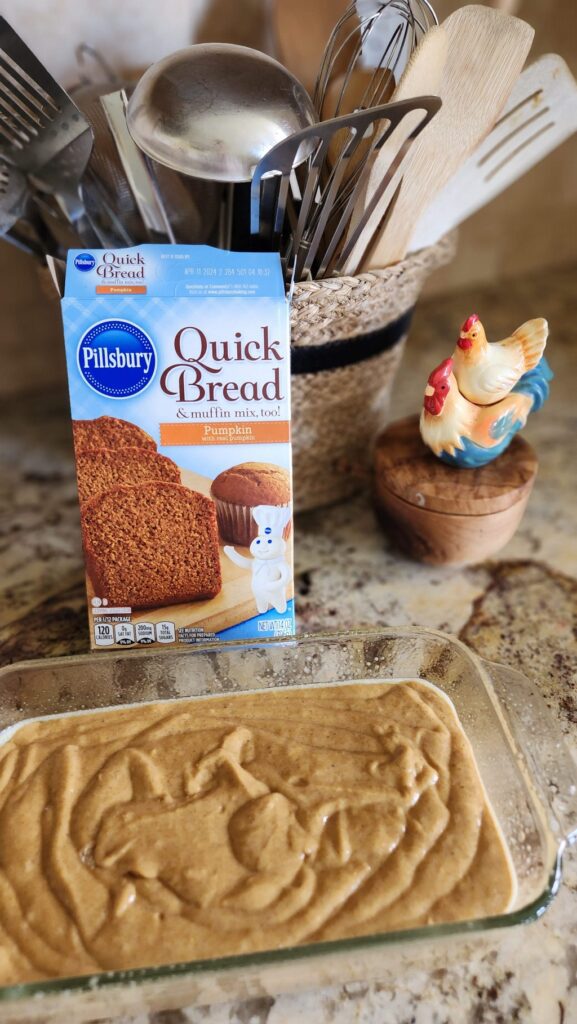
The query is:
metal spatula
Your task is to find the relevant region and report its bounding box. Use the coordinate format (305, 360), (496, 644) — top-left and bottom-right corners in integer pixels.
(409, 54), (577, 252)
(251, 95), (440, 284)
(0, 16), (93, 224)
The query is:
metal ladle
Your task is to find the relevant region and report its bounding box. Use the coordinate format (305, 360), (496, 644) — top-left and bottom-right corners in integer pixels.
(126, 43), (317, 183)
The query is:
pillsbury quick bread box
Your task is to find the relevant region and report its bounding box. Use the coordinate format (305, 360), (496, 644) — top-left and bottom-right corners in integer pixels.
(61, 245), (294, 649)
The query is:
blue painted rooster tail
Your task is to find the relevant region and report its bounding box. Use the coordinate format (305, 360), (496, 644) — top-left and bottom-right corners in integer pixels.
(439, 356), (553, 470)
(512, 356), (553, 411)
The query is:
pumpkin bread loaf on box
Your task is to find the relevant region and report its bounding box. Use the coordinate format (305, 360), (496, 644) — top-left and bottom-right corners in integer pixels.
(76, 447), (181, 505)
(72, 416), (157, 452)
(211, 461), (291, 546)
(82, 482), (222, 608)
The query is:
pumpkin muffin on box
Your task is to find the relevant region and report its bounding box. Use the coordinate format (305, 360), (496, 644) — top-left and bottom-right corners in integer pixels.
(211, 462), (291, 547)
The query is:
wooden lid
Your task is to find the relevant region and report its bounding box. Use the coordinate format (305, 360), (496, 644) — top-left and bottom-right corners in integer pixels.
(374, 415), (538, 515)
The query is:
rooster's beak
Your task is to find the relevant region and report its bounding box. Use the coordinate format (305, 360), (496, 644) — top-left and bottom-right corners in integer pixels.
(457, 333), (473, 350)
(424, 385), (435, 397)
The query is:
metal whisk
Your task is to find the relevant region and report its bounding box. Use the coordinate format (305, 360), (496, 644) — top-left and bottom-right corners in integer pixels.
(254, 0), (440, 284)
(315, 0), (438, 119)
(312, 0), (437, 216)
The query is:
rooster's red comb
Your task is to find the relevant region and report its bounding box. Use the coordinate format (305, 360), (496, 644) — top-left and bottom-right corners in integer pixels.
(461, 313), (480, 332)
(428, 357), (453, 386)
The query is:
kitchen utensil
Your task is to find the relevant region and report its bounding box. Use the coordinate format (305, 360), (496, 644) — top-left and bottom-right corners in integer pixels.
(0, 157), (27, 234)
(74, 83), (143, 243)
(341, 23), (448, 272)
(0, 16), (93, 225)
(126, 44), (317, 183)
(1, 214), (48, 258)
(28, 192), (83, 249)
(410, 53), (577, 252)
(0, 159), (62, 258)
(322, 68), (397, 188)
(315, 0), (438, 121)
(69, 42), (119, 96)
(45, 254), (65, 297)
(0, 629), (574, 1023)
(28, 171), (131, 251)
(100, 89), (173, 243)
(272, 0), (351, 98)
(359, 5), (535, 271)
(74, 83), (217, 248)
(321, 67), (396, 123)
(80, 168), (134, 247)
(251, 96), (440, 283)
(316, 0), (437, 195)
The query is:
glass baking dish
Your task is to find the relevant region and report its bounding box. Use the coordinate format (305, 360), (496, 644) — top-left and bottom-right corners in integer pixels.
(0, 628), (575, 1024)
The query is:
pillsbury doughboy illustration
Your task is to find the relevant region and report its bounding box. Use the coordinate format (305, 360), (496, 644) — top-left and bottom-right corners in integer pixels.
(224, 505), (291, 614)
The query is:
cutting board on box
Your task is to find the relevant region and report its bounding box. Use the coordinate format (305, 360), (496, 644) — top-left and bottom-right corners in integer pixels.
(87, 467), (293, 639)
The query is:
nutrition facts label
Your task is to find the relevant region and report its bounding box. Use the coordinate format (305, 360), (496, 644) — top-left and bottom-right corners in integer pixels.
(93, 617), (177, 646)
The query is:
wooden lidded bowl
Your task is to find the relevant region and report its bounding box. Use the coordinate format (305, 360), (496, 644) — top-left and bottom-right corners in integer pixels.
(374, 416), (538, 566)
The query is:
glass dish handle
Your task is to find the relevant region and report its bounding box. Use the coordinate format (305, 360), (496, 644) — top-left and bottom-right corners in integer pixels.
(483, 658), (577, 847)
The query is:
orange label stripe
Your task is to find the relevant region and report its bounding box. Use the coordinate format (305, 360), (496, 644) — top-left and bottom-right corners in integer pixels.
(160, 421), (291, 446)
(95, 285), (147, 294)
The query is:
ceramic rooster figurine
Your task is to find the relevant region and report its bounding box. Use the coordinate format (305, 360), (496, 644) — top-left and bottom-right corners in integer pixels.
(420, 316), (552, 469)
(453, 314), (549, 404)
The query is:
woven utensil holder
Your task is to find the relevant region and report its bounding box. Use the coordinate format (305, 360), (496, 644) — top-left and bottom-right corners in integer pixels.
(290, 233), (456, 513)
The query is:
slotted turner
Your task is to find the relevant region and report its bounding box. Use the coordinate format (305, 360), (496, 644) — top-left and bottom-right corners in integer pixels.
(251, 96), (440, 283)
(0, 16), (93, 223)
(409, 54), (577, 252)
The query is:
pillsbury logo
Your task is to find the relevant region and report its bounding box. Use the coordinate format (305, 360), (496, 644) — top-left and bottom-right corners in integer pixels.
(77, 319), (157, 399)
(74, 252), (96, 272)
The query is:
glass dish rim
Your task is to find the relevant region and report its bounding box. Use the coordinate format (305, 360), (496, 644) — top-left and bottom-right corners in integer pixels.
(0, 626), (566, 1004)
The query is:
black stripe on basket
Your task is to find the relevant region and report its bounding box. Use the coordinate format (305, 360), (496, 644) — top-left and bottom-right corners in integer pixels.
(290, 307), (414, 376)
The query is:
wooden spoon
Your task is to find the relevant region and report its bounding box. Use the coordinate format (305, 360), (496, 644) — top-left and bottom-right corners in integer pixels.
(360, 5), (534, 271)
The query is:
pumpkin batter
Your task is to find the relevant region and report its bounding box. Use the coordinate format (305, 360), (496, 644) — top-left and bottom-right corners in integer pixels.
(0, 680), (515, 984)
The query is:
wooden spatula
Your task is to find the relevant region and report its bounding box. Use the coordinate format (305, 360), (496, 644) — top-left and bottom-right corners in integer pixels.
(409, 54), (577, 252)
(358, 5), (535, 272)
(341, 24), (448, 273)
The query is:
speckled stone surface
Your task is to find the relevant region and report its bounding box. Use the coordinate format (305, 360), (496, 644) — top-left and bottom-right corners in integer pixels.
(1, 263), (576, 1023)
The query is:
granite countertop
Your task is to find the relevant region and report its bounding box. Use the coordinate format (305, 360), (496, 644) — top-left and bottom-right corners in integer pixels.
(1, 261), (576, 1023)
